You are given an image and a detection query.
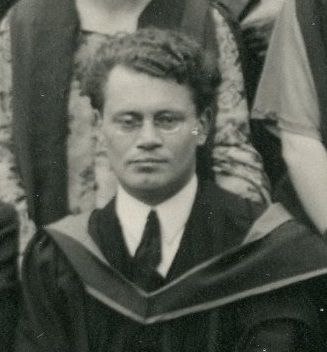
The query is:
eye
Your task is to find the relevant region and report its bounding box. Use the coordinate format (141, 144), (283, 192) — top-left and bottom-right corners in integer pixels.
(113, 114), (142, 133)
(154, 113), (184, 132)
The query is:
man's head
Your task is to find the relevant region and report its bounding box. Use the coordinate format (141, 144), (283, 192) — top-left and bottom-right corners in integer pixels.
(84, 29), (220, 205)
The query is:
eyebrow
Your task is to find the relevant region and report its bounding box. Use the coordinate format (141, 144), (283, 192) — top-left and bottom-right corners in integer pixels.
(111, 111), (142, 119)
(111, 108), (187, 116)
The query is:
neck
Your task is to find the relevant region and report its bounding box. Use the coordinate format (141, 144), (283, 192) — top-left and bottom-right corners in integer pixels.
(76, 0), (152, 34)
(93, 0), (152, 11)
(77, 0), (152, 15)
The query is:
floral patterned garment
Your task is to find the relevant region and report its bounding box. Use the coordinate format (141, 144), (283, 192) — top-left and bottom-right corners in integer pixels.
(211, 9), (270, 203)
(0, 8), (270, 250)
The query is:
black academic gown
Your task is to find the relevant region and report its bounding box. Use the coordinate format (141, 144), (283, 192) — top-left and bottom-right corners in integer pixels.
(0, 202), (20, 351)
(15, 182), (326, 351)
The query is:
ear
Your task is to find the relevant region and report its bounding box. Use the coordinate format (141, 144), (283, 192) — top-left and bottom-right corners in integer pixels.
(195, 108), (211, 146)
(95, 109), (107, 143)
(94, 109), (103, 127)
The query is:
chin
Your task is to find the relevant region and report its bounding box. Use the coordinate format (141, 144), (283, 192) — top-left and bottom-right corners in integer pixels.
(128, 178), (171, 195)
(129, 174), (167, 188)
(133, 181), (165, 192)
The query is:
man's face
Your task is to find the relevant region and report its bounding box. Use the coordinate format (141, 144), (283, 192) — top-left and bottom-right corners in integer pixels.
(102, 65), (209, 205)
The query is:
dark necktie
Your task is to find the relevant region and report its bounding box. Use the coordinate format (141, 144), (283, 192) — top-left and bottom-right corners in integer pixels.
(134, 210), (161, 270)
(131, 210), (164, 292)
(113, 211), (163, 349)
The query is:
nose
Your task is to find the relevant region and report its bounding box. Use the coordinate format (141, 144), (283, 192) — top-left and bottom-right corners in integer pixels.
(136, 120), (163, 150)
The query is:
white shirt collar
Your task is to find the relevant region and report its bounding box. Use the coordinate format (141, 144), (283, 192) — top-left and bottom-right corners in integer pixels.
(116, 175), (198, 254)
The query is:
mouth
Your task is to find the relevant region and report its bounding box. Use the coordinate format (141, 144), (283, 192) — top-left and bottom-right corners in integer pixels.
(130, 158), (168, 164)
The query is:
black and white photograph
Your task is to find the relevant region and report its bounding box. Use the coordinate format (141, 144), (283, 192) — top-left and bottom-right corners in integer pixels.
(1, 0), (327, 350)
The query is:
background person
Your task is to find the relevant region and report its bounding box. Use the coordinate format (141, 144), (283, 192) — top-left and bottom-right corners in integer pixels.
(217, 0), (284, 107)
(253, 0), (327, 233)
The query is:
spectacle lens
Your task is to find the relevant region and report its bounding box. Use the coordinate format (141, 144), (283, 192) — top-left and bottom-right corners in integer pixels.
(112, 113), (186, 134)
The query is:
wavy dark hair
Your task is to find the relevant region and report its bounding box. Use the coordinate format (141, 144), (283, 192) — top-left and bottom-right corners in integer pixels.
(82, 28), (220, 115)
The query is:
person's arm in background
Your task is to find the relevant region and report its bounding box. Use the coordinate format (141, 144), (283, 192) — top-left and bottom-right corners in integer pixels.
(210, 4), (271, 204)
(240, 0), (284, 108)
(281, 132), (327, 233)
(0, 202), (20, 351)
(253, 0), (327, 232)
(241, 0), (284, 59)
(0, 13), (36, 252)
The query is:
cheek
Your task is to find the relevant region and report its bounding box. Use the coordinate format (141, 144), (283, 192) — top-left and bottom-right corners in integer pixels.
(169, 135), (198, 162)
(105, 134), (131, 163)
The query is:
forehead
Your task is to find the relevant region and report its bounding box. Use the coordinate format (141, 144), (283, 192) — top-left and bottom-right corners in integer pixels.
(103, 65), (196, 114)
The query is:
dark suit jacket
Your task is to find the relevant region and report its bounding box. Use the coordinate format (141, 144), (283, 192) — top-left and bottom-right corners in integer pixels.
(16, 182), (324, 351)
(0, 202), (20, 351)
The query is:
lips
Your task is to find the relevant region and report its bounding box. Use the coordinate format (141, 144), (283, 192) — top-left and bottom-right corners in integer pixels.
(130, 158), (168, 164)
